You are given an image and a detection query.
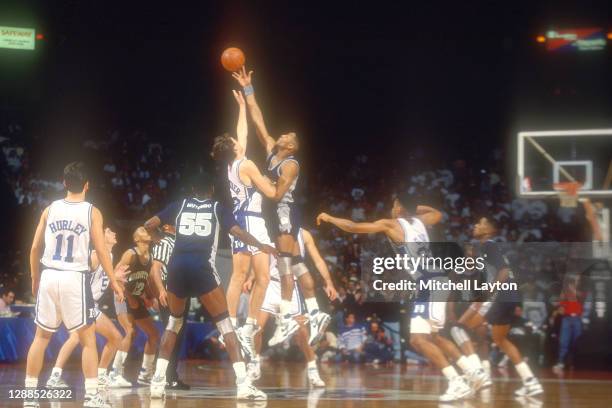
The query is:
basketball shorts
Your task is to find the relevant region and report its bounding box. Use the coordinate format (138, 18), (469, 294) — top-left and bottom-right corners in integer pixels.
(261, 278), (305, 317)
(126, 296), (150, 320)
(271, 203), (301, 238)
(35, 268), (95, 332)
(483, 301), (521, 325)
(230, 212), (272, 255)
(167, 253), (221, 298)
(410, 301), (446, 334)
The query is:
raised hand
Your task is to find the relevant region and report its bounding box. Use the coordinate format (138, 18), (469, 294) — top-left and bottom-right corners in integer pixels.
(232, 89), (245, 106)
(232, 66), (253, 87)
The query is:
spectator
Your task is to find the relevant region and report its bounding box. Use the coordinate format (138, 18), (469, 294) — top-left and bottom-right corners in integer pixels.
(364, 321), (394, 364)
(552, 276), (584, 372)
(336, 313), (367, 363)
(0, 288), (15, 314)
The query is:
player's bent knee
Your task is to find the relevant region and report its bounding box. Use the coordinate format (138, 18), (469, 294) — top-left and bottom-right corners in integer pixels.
(215, 315), (234, 336)
(166, 315), (184, 335)
(291, 261), (309, 278)
(449, 324), (470, 346)
(410, 335), (424, 350)
(277, 254), (293, 277)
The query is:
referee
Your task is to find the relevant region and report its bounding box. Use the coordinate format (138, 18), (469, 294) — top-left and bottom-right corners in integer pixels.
(150, 227), (190, 390)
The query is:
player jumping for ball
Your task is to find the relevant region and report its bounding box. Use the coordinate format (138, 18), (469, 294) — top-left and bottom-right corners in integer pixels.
(26, 162), (124, 408)
(317, 193), (474, 402)
(211, 89), (278, 360)
(145, 171), (277, 400)
(234, 67), (331, 347)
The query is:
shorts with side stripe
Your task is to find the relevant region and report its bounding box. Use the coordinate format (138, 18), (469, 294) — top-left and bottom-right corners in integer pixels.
(167, 253), (220, 298)
(410, 301), (446, 334)
(35, 268), (95, 333)
(230, 212), (271, 255)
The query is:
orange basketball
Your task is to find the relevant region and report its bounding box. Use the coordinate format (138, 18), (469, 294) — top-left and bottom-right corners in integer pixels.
(221, 47), (245, 72)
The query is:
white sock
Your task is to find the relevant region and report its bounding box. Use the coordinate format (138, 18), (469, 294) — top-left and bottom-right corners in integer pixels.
(515, 361), (535, 382)
(307, 360), (317, 370)
(467, 354), (483, 370)
(280, 300), (293, 318)
(97, 368), (106, 377)
(141, 353), (155, 373)
(456, 356), (471, 373)
(84, 377), (98, 395)
(154, 358), (169, 378)
(482, 359), (491, 374)
(441, 366), (459, 380)
(245, 317), (257, 327)
(113, 350), (128, 372)
(51, 367), (63, 377)
(233, 362), (247, 383)
(25, 376), (38, 388)
(230, 317), (237, 328)
(305, 297), (320, 316)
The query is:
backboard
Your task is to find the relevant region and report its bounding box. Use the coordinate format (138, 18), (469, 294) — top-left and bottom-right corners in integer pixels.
(517, 129), (612, 197)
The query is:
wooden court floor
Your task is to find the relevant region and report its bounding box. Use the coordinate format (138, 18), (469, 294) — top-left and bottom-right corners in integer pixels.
(1, 360), (611, 407)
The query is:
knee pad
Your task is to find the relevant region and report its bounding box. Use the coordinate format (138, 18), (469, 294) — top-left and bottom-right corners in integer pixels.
(278, 254), (292, 277)
(449, 324), (470, 346)
(166, 315), (184, 335)
(291, 262), (309, 278)
(216, 317), (234, 336)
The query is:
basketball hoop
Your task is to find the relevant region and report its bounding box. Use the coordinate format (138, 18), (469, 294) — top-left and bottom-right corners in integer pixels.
(553, 181), (582, 208)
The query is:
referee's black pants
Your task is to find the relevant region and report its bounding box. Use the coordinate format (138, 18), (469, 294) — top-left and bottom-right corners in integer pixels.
(159, 299), (190, 382)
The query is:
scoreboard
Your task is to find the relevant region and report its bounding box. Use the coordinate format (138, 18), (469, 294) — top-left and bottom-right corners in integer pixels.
(0, 26), (36, 50)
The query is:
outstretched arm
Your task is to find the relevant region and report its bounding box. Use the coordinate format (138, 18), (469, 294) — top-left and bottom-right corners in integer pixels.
(241, 159), (276, 198)
(30, 207), (49, 297)
(317, 213), (395, 235)
(301, 229), (337, 300)
(233, 90), (247, 157)
(232, 67), (275, 154)
(415, 205), (443, 226)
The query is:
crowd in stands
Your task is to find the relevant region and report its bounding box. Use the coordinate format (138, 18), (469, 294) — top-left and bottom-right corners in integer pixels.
(0, 117), (608, 368)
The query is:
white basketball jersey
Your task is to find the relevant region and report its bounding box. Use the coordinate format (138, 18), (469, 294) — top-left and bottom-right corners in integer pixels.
(389, 217), (432, 258)
(41, 199), (93, 272)
(90, 252), (112, 302)
(227, 158), (263, 214)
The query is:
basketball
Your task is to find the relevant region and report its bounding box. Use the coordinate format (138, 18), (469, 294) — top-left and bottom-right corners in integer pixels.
(221, 47), (245, 72)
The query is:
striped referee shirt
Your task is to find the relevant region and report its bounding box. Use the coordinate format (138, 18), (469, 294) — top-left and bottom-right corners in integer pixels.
(152, 235), (175, 285)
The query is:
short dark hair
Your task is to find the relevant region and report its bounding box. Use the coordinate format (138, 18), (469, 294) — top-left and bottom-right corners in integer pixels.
(211, 133), (236, 164)
(63, 162), (88, 193)
(396, 191), (417, 214)
(191, 170), (214, 195)
(482, 216), (500, 233)
(0, 287), (14, 297)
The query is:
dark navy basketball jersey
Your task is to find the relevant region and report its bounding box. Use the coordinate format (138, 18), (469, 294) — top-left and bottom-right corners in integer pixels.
(125, 248), (151, 297)
(266, 151), (299, 205)
(156, 197), (237, 258)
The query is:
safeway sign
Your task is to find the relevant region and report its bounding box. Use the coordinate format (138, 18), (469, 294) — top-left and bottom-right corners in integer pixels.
(0, 26), (36, 50)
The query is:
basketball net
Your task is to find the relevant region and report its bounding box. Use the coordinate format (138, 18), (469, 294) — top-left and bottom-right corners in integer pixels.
(553, 181), (582, 208)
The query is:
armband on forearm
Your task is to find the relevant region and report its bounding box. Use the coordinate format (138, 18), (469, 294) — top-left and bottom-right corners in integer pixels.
(243, 84), (254, 96)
